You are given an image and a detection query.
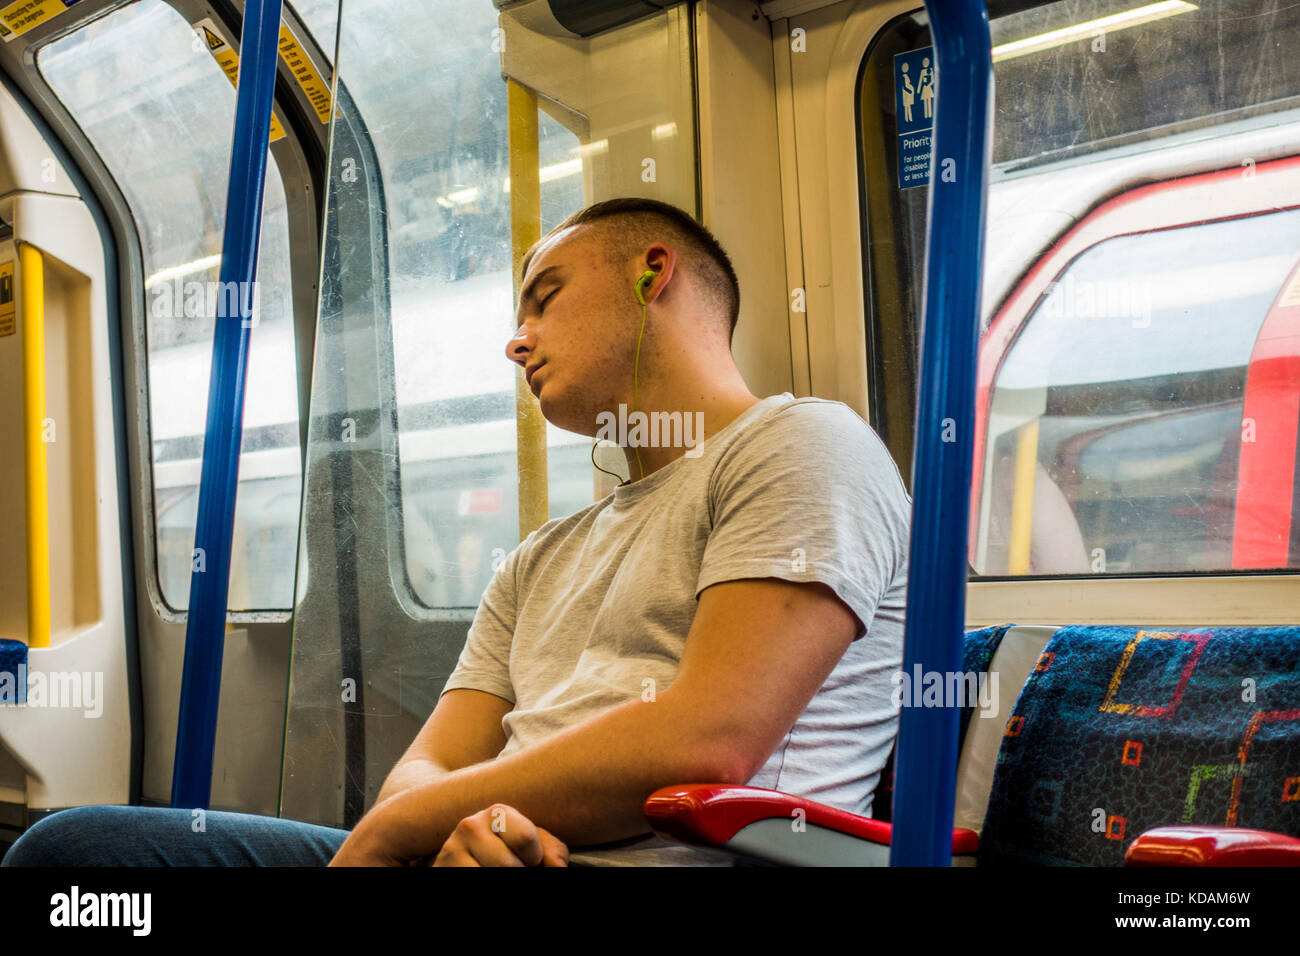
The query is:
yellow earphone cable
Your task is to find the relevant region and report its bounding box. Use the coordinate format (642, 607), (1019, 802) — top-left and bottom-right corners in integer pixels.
(590, 440), (625, 485)
(591, 280), (651, 488)
(631, 298), (647, 481)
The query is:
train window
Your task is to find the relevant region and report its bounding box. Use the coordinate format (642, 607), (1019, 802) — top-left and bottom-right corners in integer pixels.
(317, 0), (592, 611)
(977, 204), (1300, 575)
(39, 0), (302, 611)
(391, 102), (588, 609)
(857, 0), (1300, 577)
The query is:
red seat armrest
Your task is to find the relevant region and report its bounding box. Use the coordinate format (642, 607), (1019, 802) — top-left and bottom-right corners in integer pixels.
(644, 784), (979, 855)
(1126, 826), (1300, 866)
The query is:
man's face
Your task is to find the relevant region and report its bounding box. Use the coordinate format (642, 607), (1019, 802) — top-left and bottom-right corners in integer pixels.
(505, 225), (637, 436)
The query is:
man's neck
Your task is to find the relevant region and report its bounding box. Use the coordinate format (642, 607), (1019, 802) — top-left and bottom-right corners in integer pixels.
(615, 387), (762, 483)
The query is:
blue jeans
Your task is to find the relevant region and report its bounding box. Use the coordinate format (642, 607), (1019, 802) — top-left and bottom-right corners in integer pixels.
(0, 805), (349, 866)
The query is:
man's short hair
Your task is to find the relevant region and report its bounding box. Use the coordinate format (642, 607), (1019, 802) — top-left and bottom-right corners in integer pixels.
(522, 198), (741, 342)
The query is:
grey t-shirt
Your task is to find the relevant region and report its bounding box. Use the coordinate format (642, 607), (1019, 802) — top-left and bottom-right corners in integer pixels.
(441, 392), (911, 865)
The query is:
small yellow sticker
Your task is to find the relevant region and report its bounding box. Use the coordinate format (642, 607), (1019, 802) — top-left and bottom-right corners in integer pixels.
(193, 17), (287, 143)
(0, 260), (14, 337)
(278, 26), (332, 124)
(0, 0), (69, 43)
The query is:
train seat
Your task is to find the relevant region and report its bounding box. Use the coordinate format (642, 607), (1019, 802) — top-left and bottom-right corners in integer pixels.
(644, 625), (1300, 866)
(644, 624), (1035, 865)
(953, 625), (1057, 832)
(872, 624), (1046, 826)
(979, 625), (1300, 866)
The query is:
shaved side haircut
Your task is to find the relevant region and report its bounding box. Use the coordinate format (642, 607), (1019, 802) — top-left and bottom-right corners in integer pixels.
(522, 198), (741, 343)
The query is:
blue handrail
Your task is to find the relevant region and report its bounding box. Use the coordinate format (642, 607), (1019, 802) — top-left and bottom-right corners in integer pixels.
(171, 0), (285, 809)
(889, 0), (994, 865)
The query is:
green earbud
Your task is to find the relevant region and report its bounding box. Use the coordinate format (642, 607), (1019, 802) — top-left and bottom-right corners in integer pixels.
(634, 269), (656, 306)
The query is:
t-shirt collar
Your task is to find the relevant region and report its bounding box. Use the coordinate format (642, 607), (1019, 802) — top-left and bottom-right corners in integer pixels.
(610, 393), (794, 504)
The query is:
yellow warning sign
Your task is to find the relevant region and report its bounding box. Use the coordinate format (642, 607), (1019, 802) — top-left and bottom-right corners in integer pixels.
(0, 0), (68, 43)
(0, 261), (14, 337)
(192, 17), (287, 143)
(279, 26), (332, 124)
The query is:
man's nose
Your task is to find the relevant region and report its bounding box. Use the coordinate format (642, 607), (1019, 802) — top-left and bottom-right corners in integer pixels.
(505, 324), (533, 366)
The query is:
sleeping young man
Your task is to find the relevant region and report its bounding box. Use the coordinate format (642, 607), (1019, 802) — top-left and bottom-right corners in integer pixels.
(2, 197), (910, 867)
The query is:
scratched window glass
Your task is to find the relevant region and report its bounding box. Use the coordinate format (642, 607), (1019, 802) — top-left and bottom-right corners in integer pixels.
(40, 0), (301, 611)
(307, 0), (585, 609)
(318, 0), (697, 609)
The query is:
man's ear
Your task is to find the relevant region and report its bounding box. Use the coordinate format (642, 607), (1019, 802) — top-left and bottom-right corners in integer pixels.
(639, 243), (677, 306)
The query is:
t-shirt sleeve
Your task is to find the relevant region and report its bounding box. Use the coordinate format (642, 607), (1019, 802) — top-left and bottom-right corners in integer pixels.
(440, 542), (521, 704)
(696, 401), (910, 641)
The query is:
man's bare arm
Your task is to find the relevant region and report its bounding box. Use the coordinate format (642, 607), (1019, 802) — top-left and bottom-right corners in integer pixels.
(373, 688), (512, 805)
(333, 577), (858, 864)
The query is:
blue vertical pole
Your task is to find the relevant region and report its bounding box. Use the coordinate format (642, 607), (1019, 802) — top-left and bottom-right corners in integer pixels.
(171, 0), (284, 809)
(889, 0), (994, 865)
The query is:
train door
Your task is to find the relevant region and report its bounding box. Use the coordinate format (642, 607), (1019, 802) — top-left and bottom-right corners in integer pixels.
(276, 0), (787, 829)
(0, 0), (336, 830)
(0, 69), (132, 838)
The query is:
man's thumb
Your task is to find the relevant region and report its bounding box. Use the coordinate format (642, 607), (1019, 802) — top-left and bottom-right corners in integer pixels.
(539, 830), (570, 867)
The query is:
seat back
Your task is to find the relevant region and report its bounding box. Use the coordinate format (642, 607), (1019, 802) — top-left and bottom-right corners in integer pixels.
(979, 625), (1300, 865)
(875, 624), (1017, 824)
(953, 625), (1057, 831)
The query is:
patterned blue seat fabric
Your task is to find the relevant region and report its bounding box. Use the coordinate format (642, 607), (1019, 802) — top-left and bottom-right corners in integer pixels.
(0, 639), (25, 704)
(873, 624), (1014, 824)
(980, 625), (1300, 866)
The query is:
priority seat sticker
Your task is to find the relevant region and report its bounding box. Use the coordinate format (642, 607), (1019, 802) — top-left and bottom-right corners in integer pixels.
(894, 46), (936, 190)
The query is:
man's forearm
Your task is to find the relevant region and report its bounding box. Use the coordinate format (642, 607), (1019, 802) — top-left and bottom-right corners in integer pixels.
(358, 691), (743, 862)
(374, 757), (449, 806)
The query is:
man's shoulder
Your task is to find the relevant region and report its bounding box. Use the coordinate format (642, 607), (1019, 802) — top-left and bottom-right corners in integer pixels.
(760, 395), (872, 433)
(712, 396), (912, 535)
(510, 492), (614, 564)
(722, 395), (896, 476)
